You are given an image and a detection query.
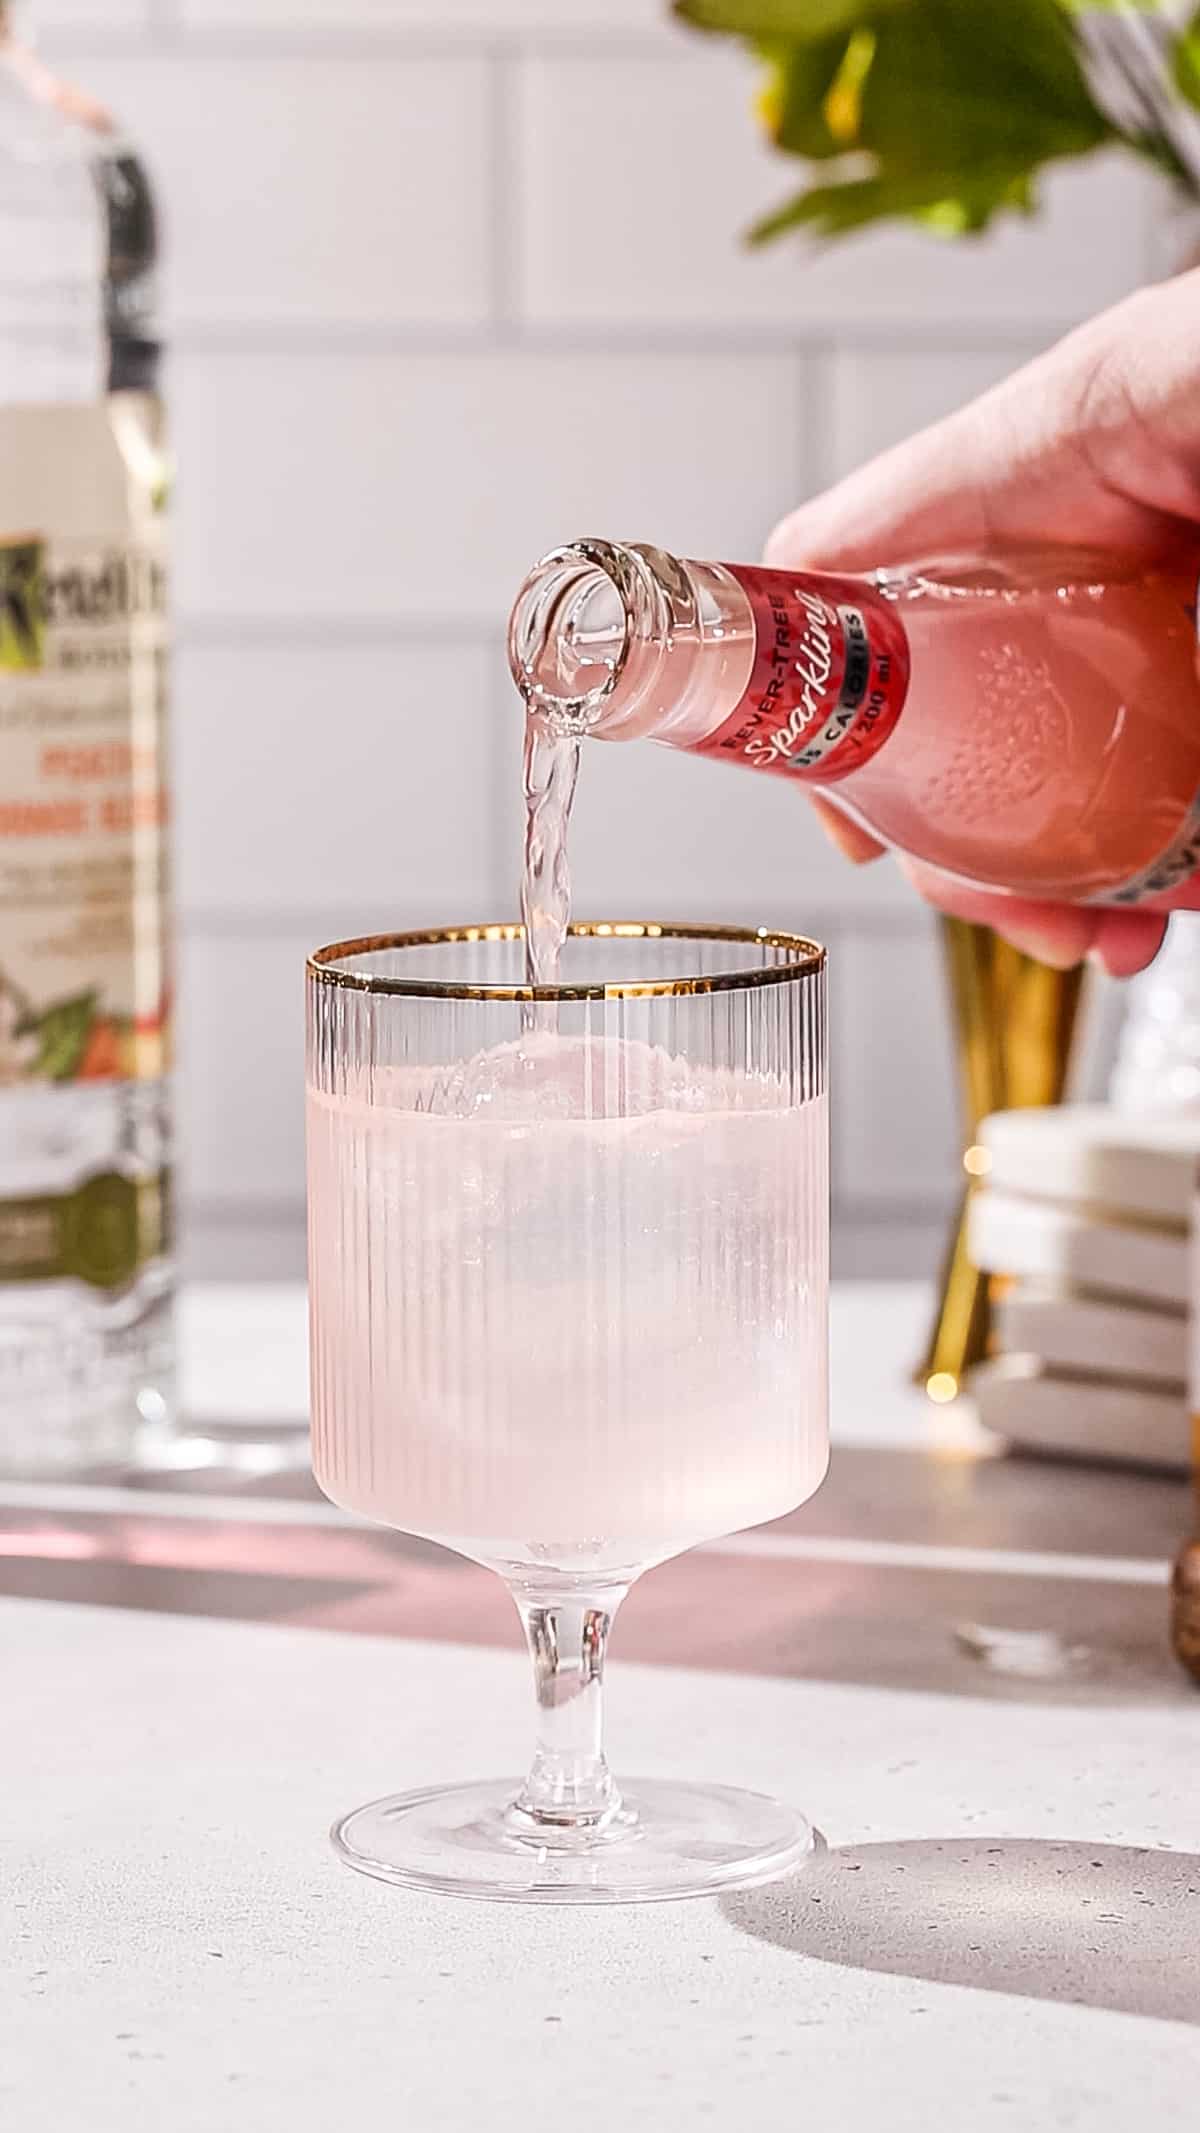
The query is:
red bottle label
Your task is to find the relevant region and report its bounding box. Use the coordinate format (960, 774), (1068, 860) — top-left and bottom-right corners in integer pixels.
(694, 564), (911, 784)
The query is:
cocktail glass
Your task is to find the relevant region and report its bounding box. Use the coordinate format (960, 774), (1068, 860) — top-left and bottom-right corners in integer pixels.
(306, 921), (828, 1903)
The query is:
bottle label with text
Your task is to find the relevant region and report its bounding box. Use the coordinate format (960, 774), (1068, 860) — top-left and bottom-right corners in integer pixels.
(694, 564), (910, 785)
(0, 398), (170, 1290)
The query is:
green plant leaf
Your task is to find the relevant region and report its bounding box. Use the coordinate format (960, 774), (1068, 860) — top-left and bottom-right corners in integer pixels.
(675, 0), (907, 38)
(727, 0), (1118, 240)
(676, 0), (1188, 244)
(749, 157), (1045, 241)
(851, 0), (1108, 171)
(33, 990), (98, 1081)
(1174, 10), (1200, 109)
(755, 30), (855, 157)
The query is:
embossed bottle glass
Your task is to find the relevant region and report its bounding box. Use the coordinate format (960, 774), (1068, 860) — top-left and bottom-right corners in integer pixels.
(307, 922), (828, 1903)
(0, 15), (172, 1470)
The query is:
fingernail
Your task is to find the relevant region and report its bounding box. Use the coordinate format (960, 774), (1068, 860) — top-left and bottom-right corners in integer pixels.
(831, 837), (881, 867)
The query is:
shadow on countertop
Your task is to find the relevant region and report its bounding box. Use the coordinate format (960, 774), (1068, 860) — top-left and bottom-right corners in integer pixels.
(723, 1839), (1200, 2025)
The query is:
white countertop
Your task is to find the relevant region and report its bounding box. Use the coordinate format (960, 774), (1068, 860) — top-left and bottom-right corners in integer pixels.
(3, 1283), (1198, 2132)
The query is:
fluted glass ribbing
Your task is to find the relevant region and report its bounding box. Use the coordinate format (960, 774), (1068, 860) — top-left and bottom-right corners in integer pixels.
(306, 925), (828, 1583)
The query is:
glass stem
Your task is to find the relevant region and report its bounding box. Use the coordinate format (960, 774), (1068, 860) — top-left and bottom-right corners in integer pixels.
(511, 1583), (627, 1832)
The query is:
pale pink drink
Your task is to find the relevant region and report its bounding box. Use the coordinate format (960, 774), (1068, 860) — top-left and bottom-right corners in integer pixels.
(309, 1038), (827, 1574)
(306, 924), (828, 1904)
(508, 541), (1200, 906)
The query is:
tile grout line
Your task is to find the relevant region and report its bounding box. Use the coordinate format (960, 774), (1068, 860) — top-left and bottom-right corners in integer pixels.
(826, 923), (849, 1216)
(162, 323), (1062, 359)
(802, 338), (837, 502)
(173, 906), (937, 944)
(39, 29), (684, 63)
(487, 627), (522, 914)
(484, 44), (518, 337)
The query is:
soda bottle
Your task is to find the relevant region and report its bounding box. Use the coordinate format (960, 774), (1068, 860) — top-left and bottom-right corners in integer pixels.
(508, 537), (1200, 906)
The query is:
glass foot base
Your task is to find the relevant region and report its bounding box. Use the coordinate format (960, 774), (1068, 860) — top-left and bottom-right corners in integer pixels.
(331, 1777), (815, 1905)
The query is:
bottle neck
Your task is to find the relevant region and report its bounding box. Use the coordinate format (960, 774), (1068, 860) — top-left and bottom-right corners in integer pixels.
(507, 538), (913, 781)
(507, 538), (754, 747)
(507, 539), (682, 737)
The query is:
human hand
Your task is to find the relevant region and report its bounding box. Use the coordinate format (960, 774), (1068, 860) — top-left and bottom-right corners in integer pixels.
(766, 271), (1200, 975)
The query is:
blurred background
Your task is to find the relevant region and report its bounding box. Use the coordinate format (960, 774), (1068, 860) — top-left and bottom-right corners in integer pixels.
(29, 0), (1164, 1281)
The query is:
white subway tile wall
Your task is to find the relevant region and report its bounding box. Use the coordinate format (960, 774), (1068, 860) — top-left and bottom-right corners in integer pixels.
(172, 640), (505, 920)
(29, 0), (148, 27)
(515, 49), (815, 332)
(80, 56), (496, 329)
(832, 922), (960, 1210)
(35, 0), (1160, 1276)
(169, 348), (808, 623)
(174, 3), (676, 37)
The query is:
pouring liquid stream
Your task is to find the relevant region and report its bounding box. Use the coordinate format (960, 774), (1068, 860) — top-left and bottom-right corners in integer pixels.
(518, 555), (637, 1006)
(520, 719), (579, 1018)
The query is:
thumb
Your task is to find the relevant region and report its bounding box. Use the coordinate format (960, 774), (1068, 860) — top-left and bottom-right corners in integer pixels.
(766, 276), (1200, 574)
(765, 398), (996, 573)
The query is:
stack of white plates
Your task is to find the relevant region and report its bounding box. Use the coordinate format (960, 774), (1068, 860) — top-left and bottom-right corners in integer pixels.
(966, 1105), (1199, 1472)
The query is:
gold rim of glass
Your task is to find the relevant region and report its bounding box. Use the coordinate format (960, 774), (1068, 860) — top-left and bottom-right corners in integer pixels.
(307, 921), (826, 1002)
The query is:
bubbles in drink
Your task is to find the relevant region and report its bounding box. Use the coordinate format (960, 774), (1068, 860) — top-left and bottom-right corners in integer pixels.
(435, 1030), (766, 1121)
(437, 1032), (588, 1120)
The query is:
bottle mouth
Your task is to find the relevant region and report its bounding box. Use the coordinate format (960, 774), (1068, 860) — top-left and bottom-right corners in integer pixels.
(508, 539), (649, 735)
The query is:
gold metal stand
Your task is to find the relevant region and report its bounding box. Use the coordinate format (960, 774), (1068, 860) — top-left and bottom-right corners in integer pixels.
(1172, 1537), (1200, 1683)
(1172, 1399), (1200, 1683)
(915, 916), (1087, 1401)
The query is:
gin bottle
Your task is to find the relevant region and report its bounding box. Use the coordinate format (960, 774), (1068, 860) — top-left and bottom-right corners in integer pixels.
(0, 10), (172, 1471)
